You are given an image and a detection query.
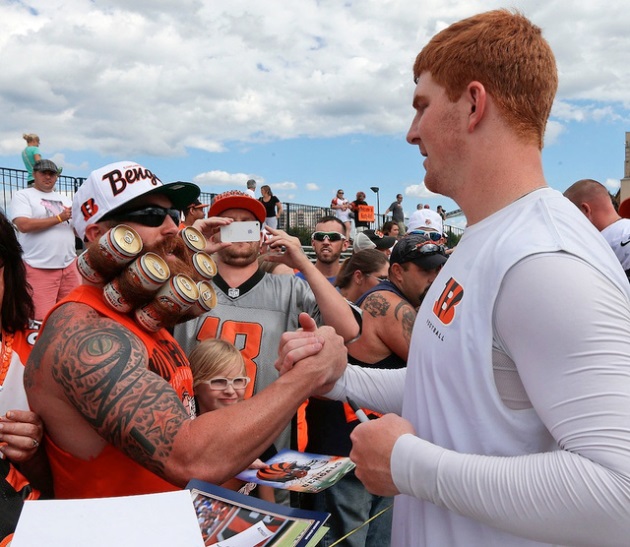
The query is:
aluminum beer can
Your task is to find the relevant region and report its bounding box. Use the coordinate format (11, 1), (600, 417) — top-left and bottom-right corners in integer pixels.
(191, 252), (217, 279)
(179, 226), (207, 252)
(155, 274), (200, 314)
(123, 252), (171, 292)
(77, 250), (106, 284)
(98, 225), (143, 266)
(103, 278), (133, 313)
(189, 280), (217, 315)
(134, 303), (164, 332)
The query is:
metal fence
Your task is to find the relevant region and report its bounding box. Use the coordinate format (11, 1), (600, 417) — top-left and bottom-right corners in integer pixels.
(0, 167), (85, 214)
(1, 165), (463, 241)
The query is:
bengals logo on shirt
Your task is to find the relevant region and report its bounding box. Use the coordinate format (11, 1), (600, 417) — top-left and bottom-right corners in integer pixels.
(432, 277), (464, 325)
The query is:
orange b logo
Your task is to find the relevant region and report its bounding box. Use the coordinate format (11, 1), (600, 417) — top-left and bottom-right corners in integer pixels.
(432, 278), (463, 325)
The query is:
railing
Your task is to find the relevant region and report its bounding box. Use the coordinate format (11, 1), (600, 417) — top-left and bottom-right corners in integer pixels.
(1, 166), (461, 242)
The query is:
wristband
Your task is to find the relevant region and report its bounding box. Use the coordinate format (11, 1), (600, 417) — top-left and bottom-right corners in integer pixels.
(56, 214), (63, 223)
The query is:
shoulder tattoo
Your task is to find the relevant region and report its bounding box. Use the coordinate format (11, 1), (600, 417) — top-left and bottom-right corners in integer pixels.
(363, 293), (390, 317)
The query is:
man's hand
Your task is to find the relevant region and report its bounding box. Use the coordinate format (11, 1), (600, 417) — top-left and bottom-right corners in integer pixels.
(192, 216), (233, 254)
(350, 413), (415, 496)
(275, 313), (323, 375)
(275, 313), (347, 393)
(0, 410), (45, 463)
(261, 226), (311, 271)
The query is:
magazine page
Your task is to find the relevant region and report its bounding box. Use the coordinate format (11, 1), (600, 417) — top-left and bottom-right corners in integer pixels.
(187, 480), (329, 547)
(235, 449), (356, 494)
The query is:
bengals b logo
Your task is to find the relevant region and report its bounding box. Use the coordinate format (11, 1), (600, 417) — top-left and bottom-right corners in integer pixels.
(433, 278), (463, 325)
(80, 198), (99, 220)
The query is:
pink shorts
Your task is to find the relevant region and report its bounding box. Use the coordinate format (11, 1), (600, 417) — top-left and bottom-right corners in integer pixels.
(25, 260), (82, 321)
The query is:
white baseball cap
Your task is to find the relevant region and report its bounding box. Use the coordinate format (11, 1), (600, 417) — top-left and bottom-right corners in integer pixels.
(73, 161), (199, 239)
(407, 209), (444, 233)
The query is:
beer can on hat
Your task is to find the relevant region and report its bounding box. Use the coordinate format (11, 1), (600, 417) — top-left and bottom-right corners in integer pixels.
(103, 278), (133, 313)
(189, 280), (217, 316)
(77, 250), (106, 284)
(98, 224), (143, 266)
(122, 252), (171, 293)
(155, 274), (200, 314)
(134, 302), (164, 332)
(179, 226), (207, 252)
(191, 252), (217, 279)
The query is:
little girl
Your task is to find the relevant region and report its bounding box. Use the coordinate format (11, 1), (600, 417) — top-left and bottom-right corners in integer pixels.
(188, 338), (275, 501)
(189, 338), (251, 414)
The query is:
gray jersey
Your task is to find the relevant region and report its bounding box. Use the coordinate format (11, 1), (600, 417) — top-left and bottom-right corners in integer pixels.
(175, 269), (322, 452)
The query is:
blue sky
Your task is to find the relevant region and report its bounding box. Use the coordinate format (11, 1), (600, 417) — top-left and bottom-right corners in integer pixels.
(1, 0), (630, 228)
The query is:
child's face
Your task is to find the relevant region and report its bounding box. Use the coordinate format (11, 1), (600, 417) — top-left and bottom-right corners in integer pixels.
(195, 360), (248, 413)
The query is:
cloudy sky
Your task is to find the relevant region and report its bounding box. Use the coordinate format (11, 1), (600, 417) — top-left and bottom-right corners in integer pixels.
(1, 0), (630, 223)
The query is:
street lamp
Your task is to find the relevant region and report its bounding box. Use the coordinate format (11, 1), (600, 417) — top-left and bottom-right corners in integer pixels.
(370, 186), (380, 228)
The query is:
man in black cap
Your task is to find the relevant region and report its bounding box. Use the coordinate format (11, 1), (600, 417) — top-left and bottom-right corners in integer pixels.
(9, 158), (80, 320)
(353, 228), (397, 256)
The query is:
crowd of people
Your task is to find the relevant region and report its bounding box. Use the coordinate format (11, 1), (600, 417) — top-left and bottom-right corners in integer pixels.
(329, 187), (448, 244)
(2, 8), (630, 547)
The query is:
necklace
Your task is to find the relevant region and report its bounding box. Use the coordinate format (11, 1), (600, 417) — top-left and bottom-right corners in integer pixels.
(0, 330), (14, 386)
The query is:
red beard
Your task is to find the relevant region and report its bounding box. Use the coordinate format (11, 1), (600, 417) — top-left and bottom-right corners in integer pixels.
(86, 232), (206, 325)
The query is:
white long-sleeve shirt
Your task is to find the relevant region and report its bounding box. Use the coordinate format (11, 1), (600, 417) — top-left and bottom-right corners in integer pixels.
(328, 189), (630, 546)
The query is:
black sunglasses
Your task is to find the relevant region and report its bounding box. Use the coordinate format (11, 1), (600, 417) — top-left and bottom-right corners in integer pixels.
(398, 240), (446, 263)
(312, 231), (346, 242)
(407, 230), (443, 242)
(112, 206), (180, 227)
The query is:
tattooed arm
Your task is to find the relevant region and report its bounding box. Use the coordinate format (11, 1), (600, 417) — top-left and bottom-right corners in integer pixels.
(360, 292), (416, 362)
(25, 302), (346, 487)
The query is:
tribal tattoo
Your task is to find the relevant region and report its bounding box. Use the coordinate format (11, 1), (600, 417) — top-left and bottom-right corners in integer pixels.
(36, 305), (188, 478)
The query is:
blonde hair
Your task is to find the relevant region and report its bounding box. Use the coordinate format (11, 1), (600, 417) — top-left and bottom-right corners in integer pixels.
(22, 133), (39, 144)
(188, 339), (246, 387)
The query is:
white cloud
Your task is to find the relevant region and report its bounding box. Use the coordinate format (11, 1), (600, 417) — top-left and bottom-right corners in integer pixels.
(604, 178), (621, 193)
(544, 120), (565, 146)
(271, 181), (297, 191)
(404, 183), (439, 199)
(0, 0), (629, 160)
(193, 170), (262, 188)
(306, 183), (320, 191)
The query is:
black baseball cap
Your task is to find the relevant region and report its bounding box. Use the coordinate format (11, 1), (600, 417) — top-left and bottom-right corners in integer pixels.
(390, 233), (447, 271)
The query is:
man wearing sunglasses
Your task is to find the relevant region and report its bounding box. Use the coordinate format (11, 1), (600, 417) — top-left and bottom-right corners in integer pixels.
(295, 216), (349, 283)
(24, 162), (349, 501)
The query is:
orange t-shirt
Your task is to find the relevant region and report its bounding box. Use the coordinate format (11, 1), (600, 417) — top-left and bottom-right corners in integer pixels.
(43, 285), (195, 499)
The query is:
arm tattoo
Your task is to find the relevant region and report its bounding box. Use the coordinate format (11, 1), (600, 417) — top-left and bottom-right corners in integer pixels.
(44, 306), (187, 478)
(363, 293), (390, 318)
(394, 301), (416, 344)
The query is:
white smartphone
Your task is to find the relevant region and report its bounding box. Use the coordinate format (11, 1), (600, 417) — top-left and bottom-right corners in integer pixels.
(220, 221), (261, 242)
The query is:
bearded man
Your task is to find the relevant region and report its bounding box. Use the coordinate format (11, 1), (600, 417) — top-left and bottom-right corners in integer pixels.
(174, 192), (360, 456)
